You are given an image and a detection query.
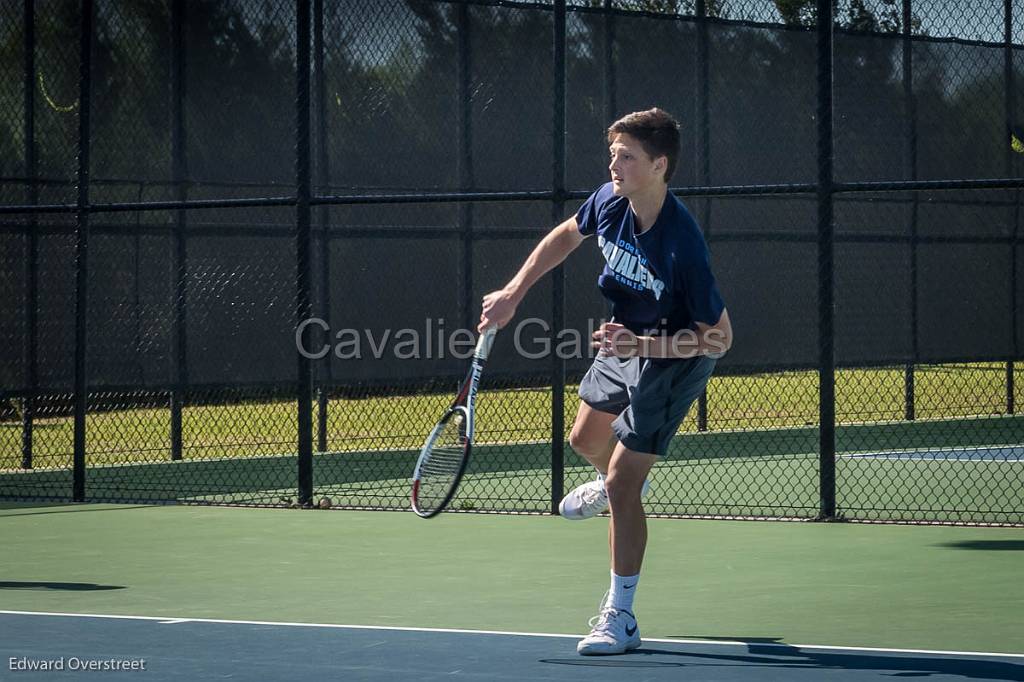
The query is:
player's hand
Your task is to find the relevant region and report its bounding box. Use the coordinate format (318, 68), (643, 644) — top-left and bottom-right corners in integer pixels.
(592, 322), (642, 358)
(479, 289), (518, 332)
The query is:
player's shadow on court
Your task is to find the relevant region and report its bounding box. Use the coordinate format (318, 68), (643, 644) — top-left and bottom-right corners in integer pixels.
(935, 540), (1024, 551)
(0, 504), (155, 517)
(541, 639), (1023, 681)
(539, 658), (683, 668)
(0, 581), (126, 591)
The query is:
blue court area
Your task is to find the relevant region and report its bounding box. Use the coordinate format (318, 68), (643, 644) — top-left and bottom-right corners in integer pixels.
(840, 445), (1024, 462)
(2, 612), (1022, 681)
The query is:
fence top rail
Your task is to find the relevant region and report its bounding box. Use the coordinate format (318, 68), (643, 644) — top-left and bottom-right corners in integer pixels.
(10, 177), (1024, 216)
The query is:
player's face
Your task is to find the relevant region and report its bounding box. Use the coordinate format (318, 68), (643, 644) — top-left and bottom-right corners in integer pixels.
(608, 133), (665, 197)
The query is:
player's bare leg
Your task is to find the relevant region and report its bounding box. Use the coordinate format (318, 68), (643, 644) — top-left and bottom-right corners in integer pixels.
(568, 401), (618, 473)
(577, 443), (656, 655)
(560, 401), (650, 520)
(605, 444), (658, 576)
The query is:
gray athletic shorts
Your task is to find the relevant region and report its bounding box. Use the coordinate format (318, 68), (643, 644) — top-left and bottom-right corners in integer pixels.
(578, 353), (716, 457)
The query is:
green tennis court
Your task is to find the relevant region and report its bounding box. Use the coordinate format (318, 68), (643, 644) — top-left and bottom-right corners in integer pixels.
(1, 503), (1022, 680)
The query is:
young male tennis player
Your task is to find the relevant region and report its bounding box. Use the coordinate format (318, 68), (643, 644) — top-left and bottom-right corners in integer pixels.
(478, 108), (732, 655)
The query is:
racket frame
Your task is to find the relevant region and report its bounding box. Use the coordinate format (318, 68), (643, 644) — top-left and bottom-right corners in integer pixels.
(411, 327), (496, 517)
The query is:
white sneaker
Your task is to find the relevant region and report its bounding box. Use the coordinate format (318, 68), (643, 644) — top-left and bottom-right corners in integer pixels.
(576, 607), (641, 655)
(559, 480), (608, 519)
(558, 477), (650, 520)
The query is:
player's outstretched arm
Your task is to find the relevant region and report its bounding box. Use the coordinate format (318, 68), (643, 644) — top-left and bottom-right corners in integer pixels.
(478, 217), (587, 332)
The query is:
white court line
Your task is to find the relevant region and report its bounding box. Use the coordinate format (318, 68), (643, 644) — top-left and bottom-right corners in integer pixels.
(866, 444), (1023, 454)
(838, 443), (1024, 462)
(1, 609), (1022, 661)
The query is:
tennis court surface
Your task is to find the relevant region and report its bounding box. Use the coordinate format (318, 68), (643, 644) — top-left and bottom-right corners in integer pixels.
(2, 503), (1022, 680)
(3, 611), (1022, 681)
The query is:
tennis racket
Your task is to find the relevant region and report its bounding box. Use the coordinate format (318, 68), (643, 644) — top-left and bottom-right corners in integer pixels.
(411, 325), (497, 518)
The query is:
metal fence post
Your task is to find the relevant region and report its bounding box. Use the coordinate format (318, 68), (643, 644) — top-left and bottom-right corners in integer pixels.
(1005, 0), (1017, 415)
(816, 0), (836, 520)
(313, 0), (331, 452)
(903, 0), (917, 422)
(21, 0), (37, 471)
(170, 0), (187, 460)
(458, 3), (474, 336)
(551, 0), (567, 514)
(72, 0), (95, 502)
(296, 0), (314, 507)
(602, 0), (615, 123)
(696, 0), (711, 432)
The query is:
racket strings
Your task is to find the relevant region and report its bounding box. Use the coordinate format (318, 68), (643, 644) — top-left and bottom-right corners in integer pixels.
(416, 414), (468, 510)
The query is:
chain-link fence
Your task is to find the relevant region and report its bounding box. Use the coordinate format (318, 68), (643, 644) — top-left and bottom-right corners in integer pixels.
(1, 0), (1021, 525)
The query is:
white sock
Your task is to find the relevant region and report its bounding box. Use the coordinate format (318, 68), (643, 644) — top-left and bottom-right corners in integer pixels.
(607, 570), (639, 612)
(596, 471), (606, 490)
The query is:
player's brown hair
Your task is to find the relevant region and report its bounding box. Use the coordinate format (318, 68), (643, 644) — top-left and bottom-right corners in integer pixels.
(607, 108), (681, 183)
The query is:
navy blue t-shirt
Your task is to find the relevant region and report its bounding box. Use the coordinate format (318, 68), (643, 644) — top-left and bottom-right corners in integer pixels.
(575, 182), (725, 336)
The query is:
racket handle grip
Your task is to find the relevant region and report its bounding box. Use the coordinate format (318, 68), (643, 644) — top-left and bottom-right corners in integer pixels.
(475, 326), (498, 361)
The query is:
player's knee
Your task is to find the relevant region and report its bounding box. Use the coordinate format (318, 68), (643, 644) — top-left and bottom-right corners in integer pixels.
(604, 472), (643, 506)
(568, 427), (600, 458)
